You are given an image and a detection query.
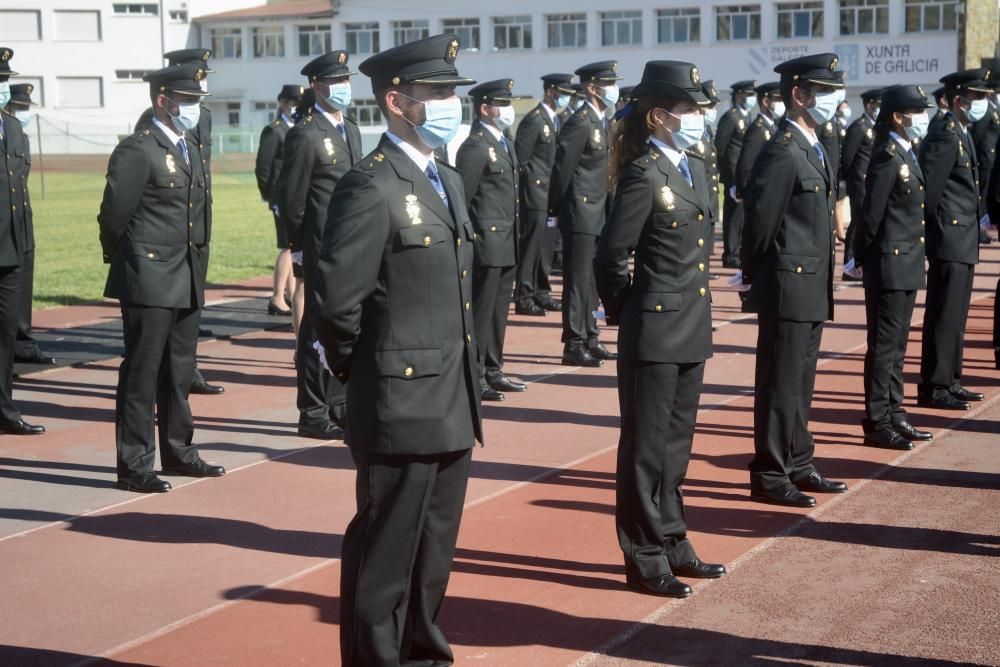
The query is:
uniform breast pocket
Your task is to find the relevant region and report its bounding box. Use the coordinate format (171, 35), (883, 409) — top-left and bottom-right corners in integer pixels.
(797, 178), (825, 195)
(395, 224), (450, 252)
(881, 239), (920, 257)
(775, 253), (818, 274)
(639, 292), (682, 313)
(375, 348), (443, 380)
(154, 175), (183, 189)
(653, 212), (690, 231)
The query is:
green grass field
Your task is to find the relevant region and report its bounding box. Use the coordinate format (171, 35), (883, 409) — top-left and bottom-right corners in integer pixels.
(28, 170), (277, 309)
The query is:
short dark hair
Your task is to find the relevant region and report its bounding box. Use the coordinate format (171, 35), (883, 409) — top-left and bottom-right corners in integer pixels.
(375, 83), (415, 116)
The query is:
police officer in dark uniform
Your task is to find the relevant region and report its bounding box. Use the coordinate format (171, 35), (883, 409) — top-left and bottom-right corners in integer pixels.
(550, 60), (622, 367)
(255, 84), (303, 318)
(716, 79), (755, 268)
(930, 86), (949, 131)
(841, 88), (883, 273)
(279, 51), (363, 439)
(741, 53), (848, 508)
(99, 64), (225, 492)
(513, 73), (573, 316)
(917, 68), (991, 410)
(457, 79), (526, 402)
(970, 76), (999, 244)
(821, 71), (849, 245)
(597, 60), (726, 599)
(853, 85), (935, 450)
(4, 82), (55, 367)
(0, 48), (44, 435)
(311, 33), (481, 666)
(735, 81), (782, 201)
(699, 80), (722, 264)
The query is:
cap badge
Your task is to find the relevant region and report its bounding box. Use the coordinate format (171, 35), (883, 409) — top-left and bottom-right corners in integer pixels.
(661, 186), (675, 210)
(202, 52), (209, 61)
(26, 84), (32, 94)
(0, 49), (9, 62)
(899, 163), (910, 182)
(405, 194), (422, 225)
(447, 40), (459, 63)
(165, 153), (177, 174)
(299, 86), (305, 95)
(917, 85), (925, 97)
(830, 56), (838, 71)
(338, 52), (347, 66)
(691, 67), (700, 85)
(611, 62), (618, 73)
(324, 137), (335, 156)
(194, 68), (204, 82)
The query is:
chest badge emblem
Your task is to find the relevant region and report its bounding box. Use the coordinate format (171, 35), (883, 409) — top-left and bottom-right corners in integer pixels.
(324, 137), (335, 156)
(593, 128), (602, 144)
(165, 154), (176, 174)
(661, 186), (676, 210)
(488, 146), (498, 163)
(899, 163), (910, 182)
(543, 124), (551, 138)
(405, 194), (422, 225)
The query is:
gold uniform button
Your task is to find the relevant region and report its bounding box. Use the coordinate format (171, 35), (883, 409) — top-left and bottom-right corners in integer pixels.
(795, 266), (803, 273)
(952, 219), (958, 225)
(147, 252), (155, 258)
(699, 287), (706, 297)
(814, 185), (819, 192)
(671, 221), (678, 229)
(423, 235), (431, 246)
(698, 263), (705, 272)
(583, 196), (588, 203)
(921, 220), (926, 226)
(893, 248), (899, 255)
(456, 238), (462, 246)
(920, 203), (925, 208)
(697, 214), (704, 221)
(654, 304), (663, 312)
(697, 238), (704, 247)
(464, 302), (470, 311)
(461, 269), (468, 279)
(403, 367), (414, 377)
(535, 179), (541, 185)
(920, 236), (925, 243)
(467, 334), (472, 343)
(489, 225), (496, 232)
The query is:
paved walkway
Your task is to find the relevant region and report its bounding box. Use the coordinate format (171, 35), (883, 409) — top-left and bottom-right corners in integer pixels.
(1, 252), (997, 666)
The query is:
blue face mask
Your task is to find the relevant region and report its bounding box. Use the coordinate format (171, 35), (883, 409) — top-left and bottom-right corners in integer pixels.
(905, 112), (929, 142)
(400, 92), (463, 150)
(0, 82), (10, 108)
(965, 97), (989, 122)
(493, 105), (515, 131)
(14, 110), (31, 128)
(600, 84), (620, 111)
(704, 107), (718, 126)
(167, 98), (201, 133)
(665, 109), (706, 150)
(556, 94), (570, 110)
(806, 90), (839, 125)
(742, 95), (757, 112)
(325, 82), (352, 111)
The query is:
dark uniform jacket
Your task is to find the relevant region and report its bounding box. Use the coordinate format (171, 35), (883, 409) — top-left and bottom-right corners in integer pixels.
(98, 123), (208, 309)
(279, 111), (362, 271)
(514, 103), (559, 216)
(549, 104), (610, 236)
(842, 114), (875, 201)
(596, 144), (713, 363)
(970, 105), (1000, 196)
(699, 126), (721, 221)
(313, 137), (483, 455)
(456, 122), (519, 267)
(820, 120), (846, 199)
(735, 113), (777, 197)
(715, 107), (748, 188)
(854, 136), (927, 291)
(741, 120), (836, 323)
(0, 111), (31, 267)
(919, 113), (982, 265)
(255, 116), (292, 208)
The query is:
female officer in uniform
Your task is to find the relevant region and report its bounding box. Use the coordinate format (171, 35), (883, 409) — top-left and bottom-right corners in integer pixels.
(596, 61), (726, 599)
(853, 85), (936, 449)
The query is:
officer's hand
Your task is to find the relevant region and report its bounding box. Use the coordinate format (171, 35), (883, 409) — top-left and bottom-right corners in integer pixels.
(291, 251), (303, 265)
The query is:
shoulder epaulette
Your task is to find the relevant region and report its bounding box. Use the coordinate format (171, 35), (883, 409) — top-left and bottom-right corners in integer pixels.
(776, 131), (792, 145)
(575, 107), (588, 119)
(360, 151), (386, 171)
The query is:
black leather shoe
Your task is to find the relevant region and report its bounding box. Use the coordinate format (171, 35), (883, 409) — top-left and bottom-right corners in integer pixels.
(267, 300), (292, 316)
(538, 298), (562, 312)
(162, 458), (226, 478)
(751, 486), (816, 508)
(297, 421), (343, 440)
(15, 351), (56, 365)
(794, 472), (847, 494)
(672, 559), (726, 579)
(0, 418), (45, 435)
(840, 272), (862, 282)
(116, 472), (172, 493)
(893, 420), (933, 442)
(917, 394), (970, 410)
(950, 386), (984, 402)
(190, 380), (225, 395)
(562, 347), (603, 367)
(515, 302), (546, 316)
(626, 573), (692, 598)
(198, 327), (213, 338)
(488, 375), (527, 392)
(481, 387), (505, 402)
(863, 428), (913, 451)
(588, 342), (618, 361)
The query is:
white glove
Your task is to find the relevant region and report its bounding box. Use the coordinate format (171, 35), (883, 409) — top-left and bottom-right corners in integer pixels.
(272, 204), (280, 216)
(546, 216), (558, 228)
(728, 270), (751, 292)
(842, 258), (863, 279)
(291, 251), (303, 265)
(980, 214), (991, 229)
(728, 186), (742, 203)
(312, 340), (331, 373)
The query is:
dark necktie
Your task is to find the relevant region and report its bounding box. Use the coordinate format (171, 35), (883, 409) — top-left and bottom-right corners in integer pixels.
(678, 154), (693, 187)
(337, 123), (347, 142)
(425, 163), (449, 209)
(499, 136), (510, 156)
(813, 142), (826, 167)
(177, 137), (190, 166)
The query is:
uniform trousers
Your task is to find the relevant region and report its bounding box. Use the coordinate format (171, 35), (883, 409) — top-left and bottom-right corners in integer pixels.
(340, 448), (471, 667)
(616, 357), (702, 580)
(863, 289), (917, 432)
(472, 263), (515, 385)
(116, 304), (201, 478)
(560, 228), (599, 349)
(514, 207), (547, 308)
(14, 248), (40, 359)
(721, 191), (743, 264)
(920, 260), (974, 399)
(536, 225), (559, 304)
(297, 269), (346, 428)
(842, 194), (863, 265)
(0, 265), (22, 423)
(749, 317), (822, 492)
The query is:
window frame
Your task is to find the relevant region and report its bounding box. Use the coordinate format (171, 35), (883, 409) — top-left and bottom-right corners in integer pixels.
(656, 7), (701, 44)
(600, 10), (643, 47)
(715, 4), (762, 42)
(210, 27), (243, 60)
(111, 3), (158, 16)
(904, 0), (959, 32)
(776, 1), (824, 39)
(252, 25), (286, 59)
(344, 21), (380, 55)
(297, 24), (332, 57)
(441, 17), (481, 51)
(392, 19), (430, 47)
(838, 0), (890, 36)
(492, 15), (533, 51)
(546, 13), (588, 49)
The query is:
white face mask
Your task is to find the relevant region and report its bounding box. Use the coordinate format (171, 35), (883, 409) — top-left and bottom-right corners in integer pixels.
(742, 95), (757, 112)
(839, 106), (853, 122)
(599, 84), (620, 113)
(167, 98), (201, 133)
(14, 109), (31, 128)
(966, 97), (989, 122)
(905, 111), (929, 141)
(556, 94), (570, 110)
(704, 107), (718, 126)
(771, 101), (786, 119)
(199, 78), (209, 93)
(664, 109), (706, 150)
(806, 89), (840, 125)
(493, 105), (515, 131)
(0, 81), (10, 108)
(325, 82), (352, 111)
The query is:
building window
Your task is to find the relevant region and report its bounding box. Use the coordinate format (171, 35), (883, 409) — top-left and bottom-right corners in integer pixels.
(0, 10), (42, 40)
(298, 24), (331, 56)
(56, 76), (103, 108)
(168, 9), (188, 23)
(839, 0), (889, 35)
(227, 102), (241, 127)
(254, 101), (278, 113)
(493, 15), (532, 50)
(115, 69), (153, 81)
(112, 4), (158, 16)
(253, 26), (285, 58)
(777, 1), (823, 38)
(350, 98), (384, 126)
(716, 5), (761, 41)
(657, 8), (701, 44)
(601, 10), (643, 47)
(905, 0), (958, 32)
(53, 10), (102, 41)
(547, 13), (587, 49)
(345, 22), (379, 54)
(442, 18), (481, 51)
(211, 28), (242, 59)
(392, 20), (429, 46)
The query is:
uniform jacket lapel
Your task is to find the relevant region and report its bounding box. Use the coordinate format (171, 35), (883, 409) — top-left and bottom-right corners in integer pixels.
(654, 147), (706, 215)
(784, 121), (829, 182)
(150, 124), (191, 176)
(380, 137), (457, 230)
(312, 111), (351, 158)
